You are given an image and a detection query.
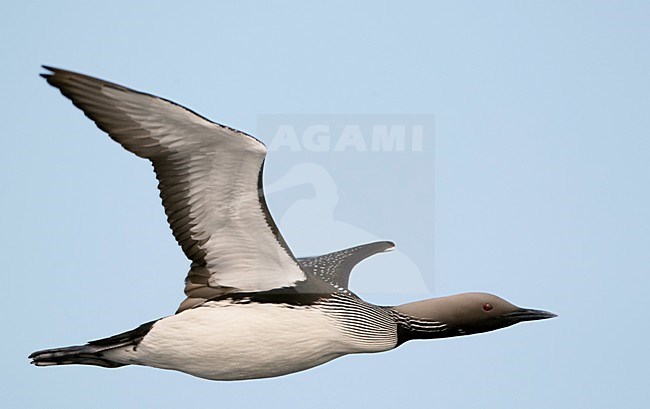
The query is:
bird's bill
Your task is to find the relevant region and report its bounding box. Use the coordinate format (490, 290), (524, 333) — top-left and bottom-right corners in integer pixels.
(504, 308), (557, 322)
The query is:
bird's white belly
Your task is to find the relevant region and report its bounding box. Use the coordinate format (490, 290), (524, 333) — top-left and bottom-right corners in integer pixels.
(106, 301), (382, 380)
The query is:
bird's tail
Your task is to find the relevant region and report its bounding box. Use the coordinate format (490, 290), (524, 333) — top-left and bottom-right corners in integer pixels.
(29, 319), (157, 368)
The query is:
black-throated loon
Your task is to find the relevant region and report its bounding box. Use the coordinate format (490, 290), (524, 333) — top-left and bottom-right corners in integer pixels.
(29, 67), (556, 381)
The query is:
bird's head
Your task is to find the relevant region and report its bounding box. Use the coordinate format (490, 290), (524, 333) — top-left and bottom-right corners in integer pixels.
(393, 292), (556, 339)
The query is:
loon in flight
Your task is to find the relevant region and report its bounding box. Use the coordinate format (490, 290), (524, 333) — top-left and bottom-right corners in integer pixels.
(29, 67), (556, 381)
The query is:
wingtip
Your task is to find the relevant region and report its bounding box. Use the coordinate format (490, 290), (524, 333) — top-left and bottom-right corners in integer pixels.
(41, 66), (74, 80)
(40, 65), (57, 80)
(41, 65), (57, 73)
(384, 241), (396, 252)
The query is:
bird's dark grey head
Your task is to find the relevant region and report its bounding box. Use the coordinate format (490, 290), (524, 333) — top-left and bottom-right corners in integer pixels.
(393, 292), (556, 340)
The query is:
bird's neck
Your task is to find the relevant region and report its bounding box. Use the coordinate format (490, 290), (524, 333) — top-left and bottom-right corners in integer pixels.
(388, 308), (461, 346)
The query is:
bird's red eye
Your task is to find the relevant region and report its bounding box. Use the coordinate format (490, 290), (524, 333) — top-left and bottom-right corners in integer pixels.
(482, 303), (493, 312)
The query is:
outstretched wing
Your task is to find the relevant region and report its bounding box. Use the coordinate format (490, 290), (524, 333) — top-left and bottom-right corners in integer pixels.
(297, 241), (395, 292)
(42, 67), (308, 311)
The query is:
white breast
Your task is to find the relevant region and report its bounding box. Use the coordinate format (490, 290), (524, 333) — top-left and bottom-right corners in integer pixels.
(104, 300), (395, 380)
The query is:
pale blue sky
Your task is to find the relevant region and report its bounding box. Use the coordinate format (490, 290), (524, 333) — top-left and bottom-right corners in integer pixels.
(2, 1), (649, 408)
